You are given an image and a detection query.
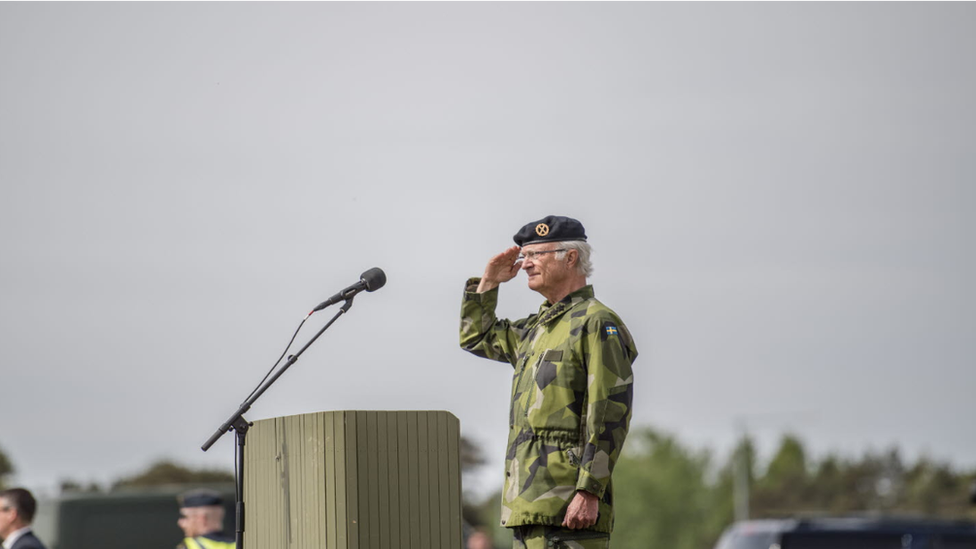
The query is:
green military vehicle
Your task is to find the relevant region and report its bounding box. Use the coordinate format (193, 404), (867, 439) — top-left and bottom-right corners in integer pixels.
(34, 485), (234, 549)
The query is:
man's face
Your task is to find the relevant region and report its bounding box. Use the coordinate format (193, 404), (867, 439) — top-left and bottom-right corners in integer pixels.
(0, 497), (17, 538)
(520, 242), (574, 297)
(177, 507), (205, 537)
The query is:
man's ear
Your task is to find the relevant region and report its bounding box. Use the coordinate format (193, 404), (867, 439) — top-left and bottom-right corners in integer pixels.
(566, 249), (578, 267)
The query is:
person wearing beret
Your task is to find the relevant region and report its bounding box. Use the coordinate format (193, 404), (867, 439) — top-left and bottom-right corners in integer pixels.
(176, 490), (235, 549)
(0, 488), (47, 549)
(460, 215), (638, 549)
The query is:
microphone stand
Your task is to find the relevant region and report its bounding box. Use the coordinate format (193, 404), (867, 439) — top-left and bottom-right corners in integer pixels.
(200, 297), (356, 549)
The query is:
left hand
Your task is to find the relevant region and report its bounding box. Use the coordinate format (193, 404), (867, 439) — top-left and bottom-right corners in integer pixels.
(562, 490), (599, 529)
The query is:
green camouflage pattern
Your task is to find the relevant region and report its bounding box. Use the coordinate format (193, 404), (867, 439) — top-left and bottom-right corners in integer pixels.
(460, 278), (637, 533)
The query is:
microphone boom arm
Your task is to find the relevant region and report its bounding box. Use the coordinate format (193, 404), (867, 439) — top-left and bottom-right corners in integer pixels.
(200, 297), (356, 549)
(201, 297), (354, 452)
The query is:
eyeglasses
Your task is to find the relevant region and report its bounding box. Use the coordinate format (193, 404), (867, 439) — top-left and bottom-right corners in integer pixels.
(518, 249), (567, 262)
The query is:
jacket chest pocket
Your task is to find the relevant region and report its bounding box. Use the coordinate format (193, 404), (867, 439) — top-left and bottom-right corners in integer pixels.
(534, 349), (563, 390)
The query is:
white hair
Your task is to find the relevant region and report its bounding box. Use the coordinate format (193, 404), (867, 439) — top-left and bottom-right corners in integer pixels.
(557, 240), (593, 278)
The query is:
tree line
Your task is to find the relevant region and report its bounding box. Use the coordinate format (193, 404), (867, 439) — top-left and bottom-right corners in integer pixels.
(464, 427), (976, 549)
(0, 442), (235, 494)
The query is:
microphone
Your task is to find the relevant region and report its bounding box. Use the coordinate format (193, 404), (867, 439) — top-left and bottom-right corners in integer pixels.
(310, 268), (387, 313)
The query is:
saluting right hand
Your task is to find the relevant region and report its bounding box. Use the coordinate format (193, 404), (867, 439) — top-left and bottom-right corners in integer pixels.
(476, 246), (522, 293)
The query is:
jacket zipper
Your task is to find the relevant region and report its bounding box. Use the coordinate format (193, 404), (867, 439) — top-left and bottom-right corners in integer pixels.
(511, 319), (545, 426)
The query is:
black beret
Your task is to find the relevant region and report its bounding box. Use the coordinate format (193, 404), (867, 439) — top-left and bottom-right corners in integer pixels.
(179, 489), (224, 508)
(513, 215), (587, 247)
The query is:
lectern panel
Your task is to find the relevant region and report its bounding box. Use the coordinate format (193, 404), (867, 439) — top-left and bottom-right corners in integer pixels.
(243, 410), (462, 549)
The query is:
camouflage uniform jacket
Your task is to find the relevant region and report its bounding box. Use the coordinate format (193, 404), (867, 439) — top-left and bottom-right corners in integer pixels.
(459, 278), (637, 533)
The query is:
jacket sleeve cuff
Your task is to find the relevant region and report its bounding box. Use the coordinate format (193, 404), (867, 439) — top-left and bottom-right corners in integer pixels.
(575, 470), (608, 499)
(463, 278), (499, 306)
(464, 277), (482, 294)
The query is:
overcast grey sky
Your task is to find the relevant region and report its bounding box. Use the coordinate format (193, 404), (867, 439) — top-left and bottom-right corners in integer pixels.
(1, 2), (974, 498)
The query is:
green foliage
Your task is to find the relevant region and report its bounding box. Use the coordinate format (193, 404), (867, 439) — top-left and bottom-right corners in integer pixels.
(902, 457), (971, 516)
(753, 434), (812, 515)
(0, 444), (13, 489)
(764, 435), (807, 483)
(461, 435), (488, 472)
(613, 428), (729, 549)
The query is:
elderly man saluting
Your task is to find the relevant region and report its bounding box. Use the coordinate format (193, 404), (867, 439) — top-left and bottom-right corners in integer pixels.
(460, 215), (637, 549)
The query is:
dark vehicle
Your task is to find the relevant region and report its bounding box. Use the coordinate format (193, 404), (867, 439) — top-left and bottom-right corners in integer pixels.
(715, 517), (976, 549)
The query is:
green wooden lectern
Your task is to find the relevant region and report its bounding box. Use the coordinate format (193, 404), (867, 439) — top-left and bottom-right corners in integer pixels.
(243, 410), (462, 549)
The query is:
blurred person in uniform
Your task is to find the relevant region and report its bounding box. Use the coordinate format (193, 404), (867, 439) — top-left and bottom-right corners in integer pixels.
(0, 488), (47, 549)
(176, 489), (234, 549)
(460, 215), (638, 549)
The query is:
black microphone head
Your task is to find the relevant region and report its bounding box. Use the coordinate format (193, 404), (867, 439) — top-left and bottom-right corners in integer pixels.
(360, 267), (386, 292)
